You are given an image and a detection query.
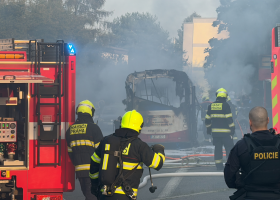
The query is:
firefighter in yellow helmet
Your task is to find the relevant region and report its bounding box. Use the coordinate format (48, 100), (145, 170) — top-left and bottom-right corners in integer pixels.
(90, 110), (165, 200)
(66, 100), (103, 200)
(205, 88), (235, 170)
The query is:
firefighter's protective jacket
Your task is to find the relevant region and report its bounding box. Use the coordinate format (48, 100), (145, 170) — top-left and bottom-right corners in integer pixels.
(205, 97), (235, 137)
(90, 128), (165, 198)
(66, 113), (103, 178)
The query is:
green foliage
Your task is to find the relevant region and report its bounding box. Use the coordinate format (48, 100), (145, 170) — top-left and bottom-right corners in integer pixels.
(110, 12), (169, 49)
(65, 0), (111, 24)
(107, 12), (182, 71)
(0, 0), (110, 46)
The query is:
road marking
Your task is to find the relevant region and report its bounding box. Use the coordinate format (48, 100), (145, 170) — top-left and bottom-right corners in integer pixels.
(154, 189), (229, 200)
(157, 168), (188, 198)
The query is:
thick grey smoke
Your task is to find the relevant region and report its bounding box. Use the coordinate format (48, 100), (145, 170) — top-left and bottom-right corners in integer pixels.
(75, 1), (223, 134)
(75, 44), (181, 134)
(205, 0), (280, 101)
(104, 0), (220, 37)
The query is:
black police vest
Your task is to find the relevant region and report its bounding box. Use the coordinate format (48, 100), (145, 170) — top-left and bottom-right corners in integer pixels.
(243, 134), (280, 186)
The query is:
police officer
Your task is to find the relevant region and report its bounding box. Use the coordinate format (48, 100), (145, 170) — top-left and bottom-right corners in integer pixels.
(224, 107), (280, 200)
(205, 88), (235, 170)
(201, 95), (211, 143)
(90, 110), (165, 200)
(66, 100), (103, 200)
(227, 96), (239, 141)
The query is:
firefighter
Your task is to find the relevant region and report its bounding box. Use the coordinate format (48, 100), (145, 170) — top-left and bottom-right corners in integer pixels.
(201, 95), (211, 143)
(205, 88), (235, 170)
(224, 107), (280, 200)
(90, 110), (165, 200)
(227, 96), (239, 141)
(66, 100), (103, 200)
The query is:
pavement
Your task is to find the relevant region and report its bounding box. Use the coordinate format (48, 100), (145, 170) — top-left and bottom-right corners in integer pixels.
(63, 165), (235, 200)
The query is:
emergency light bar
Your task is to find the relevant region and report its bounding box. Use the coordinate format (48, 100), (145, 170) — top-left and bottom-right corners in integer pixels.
(65, 43), (76, 56)
(0, 53), (24, 59)
(0, 51), (27, 61)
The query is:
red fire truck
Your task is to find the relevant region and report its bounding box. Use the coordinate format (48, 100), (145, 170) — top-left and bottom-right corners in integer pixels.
(0, 39), (76, 200)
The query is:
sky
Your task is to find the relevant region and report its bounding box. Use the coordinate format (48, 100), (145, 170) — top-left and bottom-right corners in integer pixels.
(103, 0), (220, 38)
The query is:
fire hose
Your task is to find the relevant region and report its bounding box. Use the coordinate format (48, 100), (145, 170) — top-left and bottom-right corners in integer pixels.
(139, 172), (223, 189)
(235, 119), (244, 137)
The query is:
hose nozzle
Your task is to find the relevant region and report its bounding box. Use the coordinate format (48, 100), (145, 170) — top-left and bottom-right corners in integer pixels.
(148, 168), (157, 193)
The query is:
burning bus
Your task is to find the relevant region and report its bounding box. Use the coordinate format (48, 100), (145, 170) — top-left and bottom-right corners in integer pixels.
(123, 69), (198, 148)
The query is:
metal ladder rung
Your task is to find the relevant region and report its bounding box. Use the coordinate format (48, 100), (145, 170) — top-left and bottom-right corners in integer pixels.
(39, 103), (59, 105)
(39, 142), (59, 146)
(36, 42), (64, 167)
(39, 122), (61, 126)
(38, 163), (60, 166)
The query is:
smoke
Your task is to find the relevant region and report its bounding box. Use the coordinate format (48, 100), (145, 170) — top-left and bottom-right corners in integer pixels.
(205, 0), (280, 102)
(76, 0), (222, 134)
(75, 45), (129, 122)
(206, 63), (255, 97)
(104, 0), (220, 37)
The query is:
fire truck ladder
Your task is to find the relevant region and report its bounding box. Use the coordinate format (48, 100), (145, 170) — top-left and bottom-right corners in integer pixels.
(34, 41), (65, 166)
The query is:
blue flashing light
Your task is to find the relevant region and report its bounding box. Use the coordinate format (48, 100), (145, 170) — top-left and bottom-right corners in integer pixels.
(68, 43), (76, 55)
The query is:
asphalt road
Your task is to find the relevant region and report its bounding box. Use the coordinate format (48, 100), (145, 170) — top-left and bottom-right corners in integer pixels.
(63, 165), (234, 200)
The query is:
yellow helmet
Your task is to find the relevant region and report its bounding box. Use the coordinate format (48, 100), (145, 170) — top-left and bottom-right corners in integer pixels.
(227, 96), (231, 101)
(76, 100), (95, 117)
(202, 96), (209, 102)
(216, 88), (228, 98)
(121, 110), (144, 133)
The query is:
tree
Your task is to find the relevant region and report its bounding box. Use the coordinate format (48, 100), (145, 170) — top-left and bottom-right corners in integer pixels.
(0, 0), (111, 46)
(204, 0), (280, 101)
(108, 12), (182, 71)
(65, 0), (111, 29)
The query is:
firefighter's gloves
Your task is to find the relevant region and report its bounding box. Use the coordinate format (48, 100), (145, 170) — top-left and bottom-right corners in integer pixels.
(151, 144), (165, 153)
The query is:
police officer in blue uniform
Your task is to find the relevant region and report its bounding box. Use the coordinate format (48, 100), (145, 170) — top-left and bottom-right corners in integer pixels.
(224, 107), (280, 200)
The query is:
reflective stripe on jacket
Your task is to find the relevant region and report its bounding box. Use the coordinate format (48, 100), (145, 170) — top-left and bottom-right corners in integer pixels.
(90, 128), (165, 197)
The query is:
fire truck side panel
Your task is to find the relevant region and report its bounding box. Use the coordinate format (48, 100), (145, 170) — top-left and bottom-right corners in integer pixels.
(271, 27), (280, 130)
(0, 41), (76, 199)
(27, 59), (75, 194)
(27, 140), (66, 192)
(64, 55), (76, 191)
(65, 55), (76, 124)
